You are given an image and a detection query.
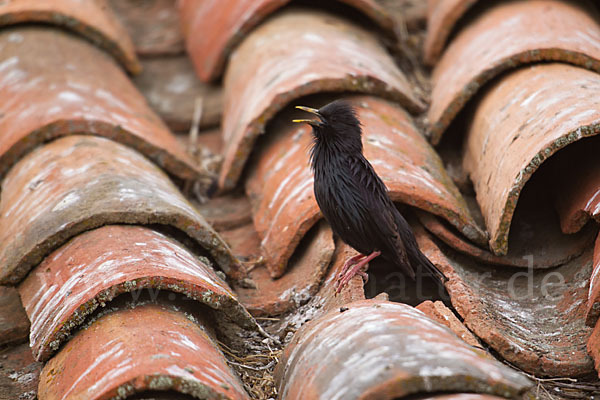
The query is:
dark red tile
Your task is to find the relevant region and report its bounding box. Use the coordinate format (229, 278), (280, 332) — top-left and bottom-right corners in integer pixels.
(0, 135), (241, 285)
(587, 318), (600, 377)
(275, 300), (531, 399)
(0, 0), (140, 74)
(0, 286), (29, 346)
(38, 303), (249, 400)
(0, 343), (42, 400)
(415, 223), (595, 377)
(416, 300), (481, 348)
(195, 193), (253, 232)
(429, 0), (600, 144)
(418, 210), (596, 270)
(0, 27), (205, 184)
(178, 0), (396, 83)
(247, 96), (484, 277)
(108, 0), (185, 56)
(423, 0), (478, 65)
(18, 225), (258, 362)
(228, 221), (335, 316)
(463, 63), (600, 255)
(133, 57), (223, 132)
(219, 8), (424, 191)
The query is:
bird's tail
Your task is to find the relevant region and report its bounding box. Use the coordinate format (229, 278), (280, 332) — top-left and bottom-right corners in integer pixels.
(415, 250), (448, 284)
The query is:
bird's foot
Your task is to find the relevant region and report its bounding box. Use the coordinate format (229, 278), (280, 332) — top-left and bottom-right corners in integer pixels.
(334, 251), (381, 294)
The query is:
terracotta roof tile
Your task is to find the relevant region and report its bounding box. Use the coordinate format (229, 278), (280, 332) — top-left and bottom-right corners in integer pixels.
(108, 0), (184, 56)
(463, 63), (600, 255)
(38, 303), (248, 400)
(416, 223), (595, 376)
(587, 234), (600, 326)
(0, 342), (42, 400)
(218, 8), (425, 191)
(223, 220), (335, 316)
(423, 0), (478, 65)
(133, 57), (223, 132)
(18, 225), (258, 362)
(178, 0), (396, 83)
(428, 0), (600, 144)
(416, 299), (481, 348)
(247, 95), (484, 278)
(0, 0), (140, 74)
(0, 135), (240, 285)
(0, 27), (205, 184)
(275, 300), (531, 399)
(0, 286), (29, 346)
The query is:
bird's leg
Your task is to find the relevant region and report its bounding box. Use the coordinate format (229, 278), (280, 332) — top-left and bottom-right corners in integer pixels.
(337, 254), (365, 279)
(335, 251), (381, 294)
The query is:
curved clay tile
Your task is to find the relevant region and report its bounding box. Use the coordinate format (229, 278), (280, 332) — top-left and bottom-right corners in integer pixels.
(38, 304), (249, 400)
(0, 0), (140, 74)
(227, 221), (334, 316)
(18, 225), (258, 362)
(219, 8), (424, 191)
(586, 234), (600, 326)
(0, 135), (240, 285)
(463, 63), (600, 255)
(415, 223), (595, 377)
(247, 96), (484, 278)
(275, 300), (531, 399)
(178, 0), (395, 83)
(0, 27), (206, 185)
(108, 0), (184, 56)
(428, 0), (600, 144)
(423, 0), (479, 66)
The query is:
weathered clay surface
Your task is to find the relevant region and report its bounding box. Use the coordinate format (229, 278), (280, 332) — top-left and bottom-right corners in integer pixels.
(463, 63), (600, 255)
(416, 300), (481, 348)
(18, 225), (258, 362)
(423, 0), (478, 65)
(219, 8), (424, 190)
(0, 286), (29, 346)
(586, 234), (600, 326)
(0, 0), (140, 73)
(587, 318), (600, 376)
(429, 0), (600, 144)
(0, 343), (42, 400)
(133, 57), (223, 132)
(195, 193), (253, 232)
(421, 396), (506, 400)
(228, 221), (334, 316)
(247, 96), (483, 277)
(0, 27), (204, 183)
(38, 304), (249, 400)
(415, 224), (595, 377)
(178, 0), (395, 82)
(109, 0), (185, 56)
(275, 300), (531, 399)
(0, 135), (240, 285)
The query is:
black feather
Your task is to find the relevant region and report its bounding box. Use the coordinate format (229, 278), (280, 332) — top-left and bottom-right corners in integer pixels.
(301, 99), (447, 283)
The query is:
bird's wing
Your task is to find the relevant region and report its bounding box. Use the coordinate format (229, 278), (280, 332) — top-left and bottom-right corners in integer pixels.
(350, 157), (416, 279)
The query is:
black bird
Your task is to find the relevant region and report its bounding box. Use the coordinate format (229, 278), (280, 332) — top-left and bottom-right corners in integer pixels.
(293, 100), (447, 293)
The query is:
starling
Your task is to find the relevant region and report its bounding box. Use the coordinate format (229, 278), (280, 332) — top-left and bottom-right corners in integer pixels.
(293, 100), (447, 293)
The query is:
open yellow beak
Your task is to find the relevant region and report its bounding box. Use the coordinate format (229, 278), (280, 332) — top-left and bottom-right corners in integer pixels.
(293, 105), (322, 125)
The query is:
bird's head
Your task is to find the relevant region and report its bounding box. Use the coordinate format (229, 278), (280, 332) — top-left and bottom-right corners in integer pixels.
(293, 100), (362, 150)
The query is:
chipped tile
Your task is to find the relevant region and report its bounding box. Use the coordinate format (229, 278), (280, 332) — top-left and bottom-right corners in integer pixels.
(133, 56), (223, 132)
(179, 0), (395, 82)
(0, 343), (41, 400)
(0, 135), (241, 285)
(229, 221), (334, 316)
(18, 225), (258, 362)
(219, 8), (424, 190)
(247, 96), (483, 277)
(108, 0), (185, 56)
(429, 0), (600, 144)
(38, 303), (249, 400)
(0, 0), (140, 73)
(463, 63), (600, 255)
(0, 286), (29, 346)
(0, 27), (204, 184)
(423, 0), (478, 65)
(415, 224), (595, 376)
(275, 300), (531, 399)
(416, 300), (481, 348)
